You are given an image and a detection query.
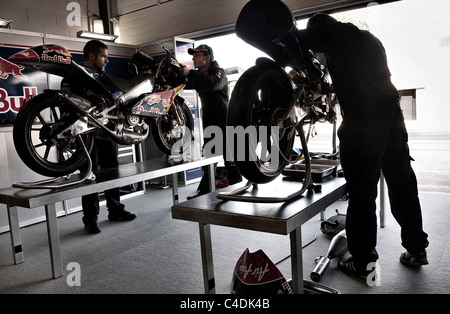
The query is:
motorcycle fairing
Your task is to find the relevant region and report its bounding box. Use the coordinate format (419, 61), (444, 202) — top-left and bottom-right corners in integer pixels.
(8, 45), (122, 101)
(116, 76), (154, 105)
(131, 89), (175, 117)
(8, 45), (74, 76)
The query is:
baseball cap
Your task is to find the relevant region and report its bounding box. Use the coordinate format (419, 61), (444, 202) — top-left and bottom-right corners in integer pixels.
(188, 44), (214, 60)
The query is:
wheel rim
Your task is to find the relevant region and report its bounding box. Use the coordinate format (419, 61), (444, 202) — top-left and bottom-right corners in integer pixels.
(246, 78), (295, 178)
(155, 103), (194, 154)
(27, 103), (88, 169)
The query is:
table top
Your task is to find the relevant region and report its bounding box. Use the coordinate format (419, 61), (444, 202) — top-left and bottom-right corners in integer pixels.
(172, 175), (347, 235)
(0, 156), (222, 208)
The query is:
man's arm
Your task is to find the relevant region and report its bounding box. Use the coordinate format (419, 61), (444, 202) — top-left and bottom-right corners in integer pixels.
(186, 67), (228, 92)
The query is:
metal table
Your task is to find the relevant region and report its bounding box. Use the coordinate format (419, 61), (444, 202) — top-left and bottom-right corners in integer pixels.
(172, 175), (347, 294)
(0, 156), (221, 279)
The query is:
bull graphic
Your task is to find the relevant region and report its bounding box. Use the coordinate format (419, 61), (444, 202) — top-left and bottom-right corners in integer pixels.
(42, 45), (72, 57)
(0, 57), (28, 80)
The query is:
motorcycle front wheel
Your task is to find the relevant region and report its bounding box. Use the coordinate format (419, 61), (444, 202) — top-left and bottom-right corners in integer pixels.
(227, 63), (296, 184)
(13, 93), (94, 178)
(151, 101), (195, 156)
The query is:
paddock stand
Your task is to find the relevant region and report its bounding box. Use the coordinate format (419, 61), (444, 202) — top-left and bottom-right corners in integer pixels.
(12, 136), (96, 190)
(216, 121), (322, 203)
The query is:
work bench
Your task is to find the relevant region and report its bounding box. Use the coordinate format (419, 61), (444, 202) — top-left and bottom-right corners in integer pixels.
(172, 175), (347, 294)
(0, 156), (221, 279)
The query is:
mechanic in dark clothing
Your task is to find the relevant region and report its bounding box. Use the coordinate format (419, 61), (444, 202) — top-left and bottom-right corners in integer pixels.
(61, 40), (136, 234)
(179, 44), (241, 198)
(296, 14), (429, 278)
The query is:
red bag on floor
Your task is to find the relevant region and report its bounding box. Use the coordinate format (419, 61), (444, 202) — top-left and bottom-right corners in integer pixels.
(231, 248), (293, 294)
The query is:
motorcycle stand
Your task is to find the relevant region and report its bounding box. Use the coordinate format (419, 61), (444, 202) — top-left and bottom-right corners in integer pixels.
(12, 136), (96, 190)
(216, 178), (320, 203)
(216, 121), (322, 203)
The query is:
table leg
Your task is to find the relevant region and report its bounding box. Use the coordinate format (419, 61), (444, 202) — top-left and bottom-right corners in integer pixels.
(45, 203), (63, 279)
(206, 163), (215, 192)
(172, 173), (179, 205)
(379, 172), (385, 228)
(199, 223), (215, 294)
(290, 227), (304, 294)
(7, 205), (24, 264)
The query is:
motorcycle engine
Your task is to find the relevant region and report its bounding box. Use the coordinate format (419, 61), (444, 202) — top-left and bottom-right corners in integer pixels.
(127, 113), (141, 126)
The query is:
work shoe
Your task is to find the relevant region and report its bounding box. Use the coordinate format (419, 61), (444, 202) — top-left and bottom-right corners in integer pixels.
(108, 209), (137, 222)
(338, 256), (373, 280)
(400, 250), (429, 267)
(84, 222), (101, 234)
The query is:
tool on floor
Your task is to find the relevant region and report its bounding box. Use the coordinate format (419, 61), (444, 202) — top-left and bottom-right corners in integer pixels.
(310, 229), (347, 282)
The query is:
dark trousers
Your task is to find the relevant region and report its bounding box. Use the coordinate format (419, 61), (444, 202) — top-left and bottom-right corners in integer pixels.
(338, 106), (429, 265)
(81, 137), (122, 224)
(196, 123), (242, 193)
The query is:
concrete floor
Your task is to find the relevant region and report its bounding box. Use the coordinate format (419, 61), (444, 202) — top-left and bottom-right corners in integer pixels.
(0, 131), (448, 298)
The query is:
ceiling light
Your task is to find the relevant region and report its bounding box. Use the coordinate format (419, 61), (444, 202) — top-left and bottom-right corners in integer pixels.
(93, 19), (104, 34)
(76, 30), (118, 42)
(0, 18), (12, 28)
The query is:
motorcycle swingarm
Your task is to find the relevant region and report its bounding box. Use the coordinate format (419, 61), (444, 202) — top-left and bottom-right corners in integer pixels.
(55, 116), (96, 139)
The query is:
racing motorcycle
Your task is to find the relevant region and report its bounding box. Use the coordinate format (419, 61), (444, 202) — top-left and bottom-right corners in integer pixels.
(8, 44), (194, 179)
(218, 0), (338, 201)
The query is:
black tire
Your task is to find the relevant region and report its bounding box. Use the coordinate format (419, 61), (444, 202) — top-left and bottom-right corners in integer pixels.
(13, 93), (94, 177)
(151, 100), (195, 156)
(227, 63), (295, 184)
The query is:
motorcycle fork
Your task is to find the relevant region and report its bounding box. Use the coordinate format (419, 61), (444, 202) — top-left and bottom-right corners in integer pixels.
(170, 101), (184, 126)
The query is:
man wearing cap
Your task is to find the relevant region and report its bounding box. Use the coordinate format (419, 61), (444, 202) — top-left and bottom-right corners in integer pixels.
(179, 44), (241, 198)
(295, 13), (429, 279)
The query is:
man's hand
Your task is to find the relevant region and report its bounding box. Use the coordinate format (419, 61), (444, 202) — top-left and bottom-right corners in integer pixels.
(179, 65), (190, 77)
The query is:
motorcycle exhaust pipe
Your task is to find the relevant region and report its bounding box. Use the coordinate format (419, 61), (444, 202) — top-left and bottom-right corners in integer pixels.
(87, 114), (150, 145)
(310, 230), (347, 282)
(107, 127), (150, 145)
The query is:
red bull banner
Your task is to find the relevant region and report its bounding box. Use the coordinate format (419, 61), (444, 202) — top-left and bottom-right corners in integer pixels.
(0, 43), (132, 125)
(0, 45), (47, 125)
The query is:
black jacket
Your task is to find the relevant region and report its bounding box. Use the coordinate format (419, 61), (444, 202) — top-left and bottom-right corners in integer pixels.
(185, 60), (229, 130)
(296, 22), (400, 122)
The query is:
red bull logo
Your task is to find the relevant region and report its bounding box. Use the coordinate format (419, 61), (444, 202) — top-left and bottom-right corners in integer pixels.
(0, 57), (28, 80)
(41, 45), (72, 64)
(41, 53), (72, 64)
(132, 90), (175, 116)
(0, 86), (37, 114)
(42, 45), (72, 57)
(147, 94), (162, 106)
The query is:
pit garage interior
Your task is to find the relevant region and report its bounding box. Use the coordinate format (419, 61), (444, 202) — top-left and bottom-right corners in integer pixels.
(0, 0), (449, 295)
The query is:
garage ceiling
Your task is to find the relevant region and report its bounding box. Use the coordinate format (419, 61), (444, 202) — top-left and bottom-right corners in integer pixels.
(111, 0), (397, 46)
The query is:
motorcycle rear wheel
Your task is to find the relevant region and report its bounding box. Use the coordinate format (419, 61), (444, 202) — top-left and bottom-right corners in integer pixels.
(13, 93), (94, 178)
(151, 101), (195, 156)
(227, 63), (296, 184)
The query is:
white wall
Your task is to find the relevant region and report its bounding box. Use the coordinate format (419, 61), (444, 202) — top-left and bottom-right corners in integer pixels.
(0, 0), (100, 38)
